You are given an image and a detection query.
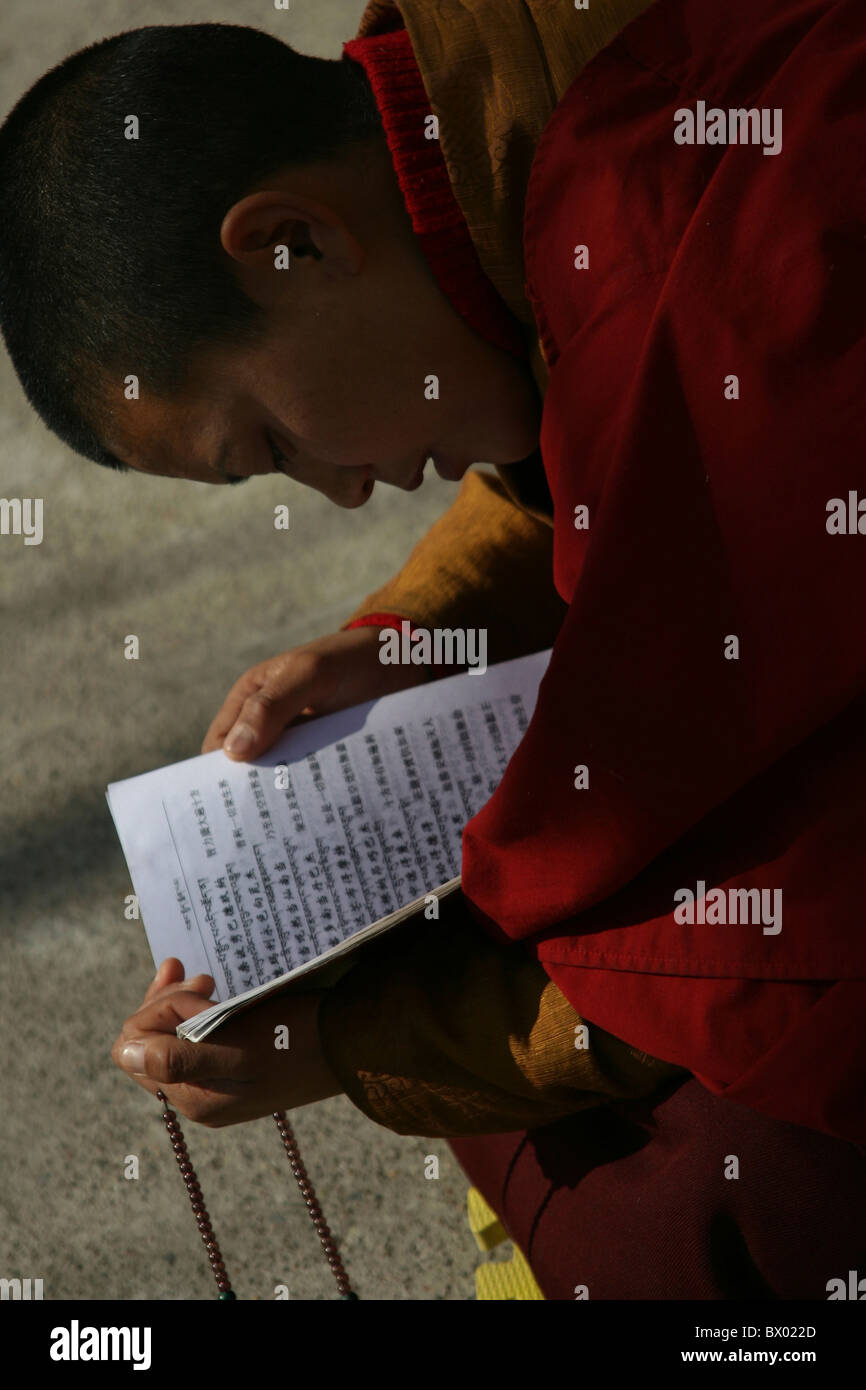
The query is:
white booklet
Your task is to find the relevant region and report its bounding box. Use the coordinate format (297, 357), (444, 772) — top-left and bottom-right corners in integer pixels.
(107, 649), (551, 1041)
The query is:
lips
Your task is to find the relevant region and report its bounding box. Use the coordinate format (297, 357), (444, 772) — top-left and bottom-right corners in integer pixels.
(406, 461), (426, 490)
(431, 453), (467, 482)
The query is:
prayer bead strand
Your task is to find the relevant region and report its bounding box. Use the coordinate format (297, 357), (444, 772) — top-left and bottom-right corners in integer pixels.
(272, 1111), (358, 1300)
(156, 1091), (235, 1299)
(154, 1091), (357, 1298)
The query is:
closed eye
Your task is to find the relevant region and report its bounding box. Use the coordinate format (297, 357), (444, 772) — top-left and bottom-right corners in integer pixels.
(265, 430), (287, 466)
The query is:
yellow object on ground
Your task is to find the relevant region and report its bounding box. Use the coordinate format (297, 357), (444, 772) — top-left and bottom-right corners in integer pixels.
(467, 1187), (545, 1300)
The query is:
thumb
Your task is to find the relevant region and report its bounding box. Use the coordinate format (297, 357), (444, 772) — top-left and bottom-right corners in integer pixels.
(223, 663), (324, 761)
(116, 992), (247, 1086)
(126, 1034), (248, 1088)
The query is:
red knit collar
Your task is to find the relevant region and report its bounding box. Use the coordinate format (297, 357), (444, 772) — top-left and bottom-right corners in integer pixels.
(342, 29), (527, 359)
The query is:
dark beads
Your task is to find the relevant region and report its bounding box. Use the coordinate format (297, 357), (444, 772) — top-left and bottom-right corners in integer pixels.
(156, 1091), (235, 1300)
(272, 1110), (357, 1300)
(153, 1091), (355, 1300)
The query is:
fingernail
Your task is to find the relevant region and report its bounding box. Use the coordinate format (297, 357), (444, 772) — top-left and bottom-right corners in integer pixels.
(224, 722), (254, 756)
(120, 1042), (147, 1076)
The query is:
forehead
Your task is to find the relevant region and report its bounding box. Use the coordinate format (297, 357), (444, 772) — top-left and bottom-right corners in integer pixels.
(99, 373), (230, 479)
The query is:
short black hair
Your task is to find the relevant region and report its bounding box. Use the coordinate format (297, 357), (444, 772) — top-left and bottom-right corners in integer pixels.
(0, 23), (379, 469)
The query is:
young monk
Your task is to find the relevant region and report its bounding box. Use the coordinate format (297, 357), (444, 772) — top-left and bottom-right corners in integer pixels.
(1, 0), (864, 1299)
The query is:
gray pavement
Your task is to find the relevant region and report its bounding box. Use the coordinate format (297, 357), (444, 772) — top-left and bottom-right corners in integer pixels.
(0, 0), (485, 1300)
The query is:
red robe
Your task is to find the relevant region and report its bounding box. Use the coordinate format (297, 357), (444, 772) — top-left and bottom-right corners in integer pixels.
(462, 0), (866, 1143)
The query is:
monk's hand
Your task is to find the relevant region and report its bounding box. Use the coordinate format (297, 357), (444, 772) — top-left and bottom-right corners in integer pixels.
(111, 958), (343, 1126)
(202, 625), (428, 761)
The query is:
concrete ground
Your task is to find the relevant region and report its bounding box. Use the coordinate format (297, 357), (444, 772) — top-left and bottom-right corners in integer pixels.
(0, 0), (485, 1300)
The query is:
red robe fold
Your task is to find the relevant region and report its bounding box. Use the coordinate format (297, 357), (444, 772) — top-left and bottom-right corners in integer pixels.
(462, 0), (866, 1142)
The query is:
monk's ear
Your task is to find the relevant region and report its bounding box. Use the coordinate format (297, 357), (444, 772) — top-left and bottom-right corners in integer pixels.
(220, 190), (363, 274)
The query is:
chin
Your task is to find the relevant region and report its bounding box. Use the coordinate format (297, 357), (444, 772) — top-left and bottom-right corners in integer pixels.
(493, 392), (543, 461)
(495, 446), (539, 466)
(493, 421), (543, 463)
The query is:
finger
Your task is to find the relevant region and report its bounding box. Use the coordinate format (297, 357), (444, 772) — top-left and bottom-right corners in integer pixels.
(118, 981), (216, 1047)
(143, 957), (185, 1002)
(141, 967), (214, 1009)
(222, 654), (323, 760)
(201, 667), (265, 753)
(114, 988), (213, 1061)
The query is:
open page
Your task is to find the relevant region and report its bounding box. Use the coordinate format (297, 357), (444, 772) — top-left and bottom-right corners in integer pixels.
(108, 648), (551, 1037)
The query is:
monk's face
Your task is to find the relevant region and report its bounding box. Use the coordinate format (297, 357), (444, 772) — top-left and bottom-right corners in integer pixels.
(99, 148), (542, 508)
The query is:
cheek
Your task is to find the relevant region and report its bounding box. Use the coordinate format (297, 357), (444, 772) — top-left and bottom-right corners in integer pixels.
(308, 393), (410, 466)
(270, 346), (429, 465)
